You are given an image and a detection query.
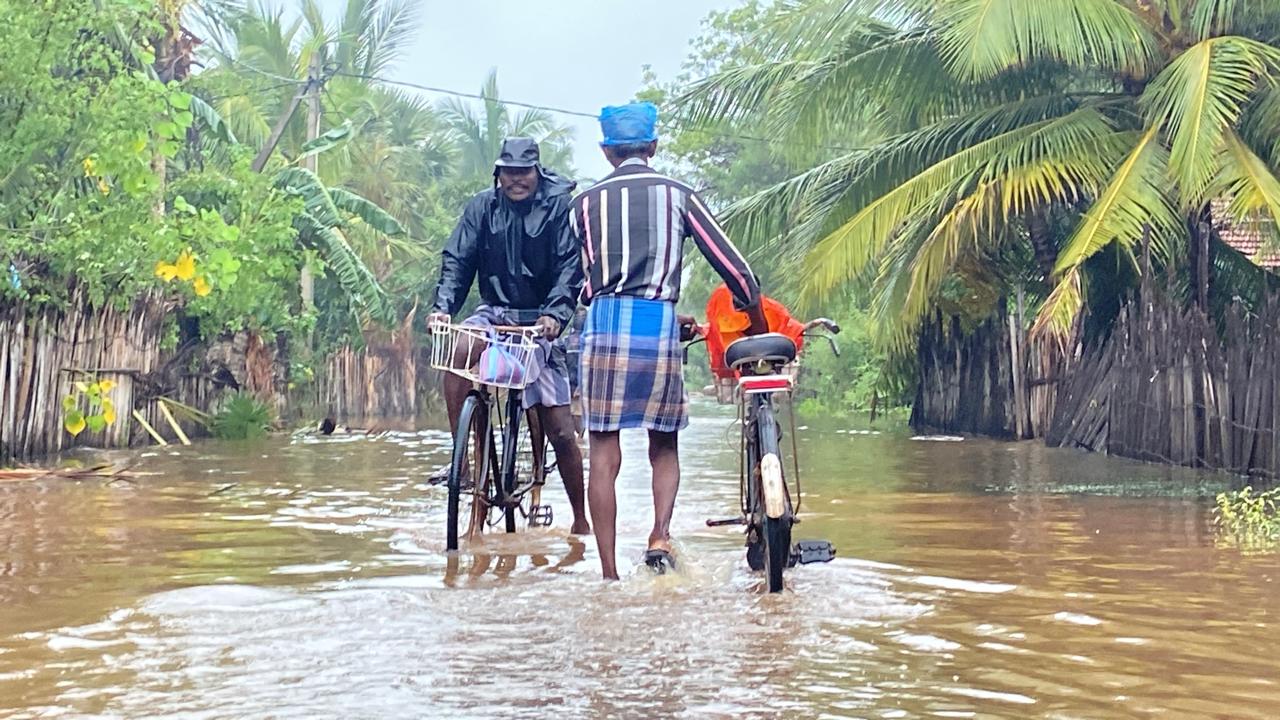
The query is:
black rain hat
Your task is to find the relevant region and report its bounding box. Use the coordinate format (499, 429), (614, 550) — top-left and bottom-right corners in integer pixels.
(494, 137), (540, 169)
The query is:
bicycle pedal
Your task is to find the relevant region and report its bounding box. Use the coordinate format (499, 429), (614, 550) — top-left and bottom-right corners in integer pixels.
(706, 516), (746, 527)
(529, 504), (553, 527)
(790, 539), (836, 566)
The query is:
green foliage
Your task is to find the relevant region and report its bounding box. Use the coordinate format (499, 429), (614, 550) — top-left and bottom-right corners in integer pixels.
(211, 393), (275, 440)
(677, 0), (1280, 359)
(1215, 486), (1280, 552)
(439, 69), (578, 186)
(165, 156), (307, 334)
(790, 306), (904, 418)
(658, 1), (911, 415)
(0, 1), (308, 342)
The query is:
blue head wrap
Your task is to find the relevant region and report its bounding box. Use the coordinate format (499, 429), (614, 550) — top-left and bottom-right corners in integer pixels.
(599, 102), (659, 147)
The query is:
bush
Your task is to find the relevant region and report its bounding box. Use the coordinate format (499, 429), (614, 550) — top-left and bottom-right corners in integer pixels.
(211, 394), (274, 440)
(1215, 486), (1280, 552)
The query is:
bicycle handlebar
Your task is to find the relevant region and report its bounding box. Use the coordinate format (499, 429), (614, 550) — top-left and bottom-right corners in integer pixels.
(803, 332), (841, 358)
(429, 320), (539, 335)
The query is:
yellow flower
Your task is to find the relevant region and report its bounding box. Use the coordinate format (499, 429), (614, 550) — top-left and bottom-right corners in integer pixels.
(193, 275), (211, 297)
(82, 156), (97, 176)
(97, 178), (110, 195)
(98, 379), (116, 393)
(101, 399), (117, 425)
(174, 250), (196, 281)
(156, 260), (179, 281)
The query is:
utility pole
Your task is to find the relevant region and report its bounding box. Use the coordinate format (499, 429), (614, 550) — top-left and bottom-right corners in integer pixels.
(251, 88), (306, 173)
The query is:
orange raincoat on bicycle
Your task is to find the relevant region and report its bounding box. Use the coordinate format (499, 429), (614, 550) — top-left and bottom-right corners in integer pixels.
(705, 284), (805, 380)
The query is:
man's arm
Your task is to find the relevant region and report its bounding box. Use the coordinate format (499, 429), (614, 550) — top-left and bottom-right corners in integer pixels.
(684, 191), (767, 333)
(431, 197), (483, 318)
(537, 198), (585, 335)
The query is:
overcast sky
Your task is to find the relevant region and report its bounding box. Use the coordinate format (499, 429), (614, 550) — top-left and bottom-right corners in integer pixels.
(320, 0), (740, 178)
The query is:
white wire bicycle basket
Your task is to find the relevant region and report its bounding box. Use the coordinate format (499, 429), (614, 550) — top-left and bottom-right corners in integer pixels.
(430, 321), (540, 390)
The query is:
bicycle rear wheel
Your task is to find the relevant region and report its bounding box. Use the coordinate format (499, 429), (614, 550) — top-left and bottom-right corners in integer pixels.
(447, 392), (493, 552)
(755, 401), (792, 593)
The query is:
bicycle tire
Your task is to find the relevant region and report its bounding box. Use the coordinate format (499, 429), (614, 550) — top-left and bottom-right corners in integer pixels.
(447, 392), (493, 552)
(499, 390), (523, 533)
(755, 401), (792, 592)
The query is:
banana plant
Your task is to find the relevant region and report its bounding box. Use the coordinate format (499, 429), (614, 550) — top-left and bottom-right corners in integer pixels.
(272, 163), (403, 326)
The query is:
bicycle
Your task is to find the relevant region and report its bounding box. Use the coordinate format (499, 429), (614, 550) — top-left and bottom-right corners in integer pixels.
(430, 320), (556, 552)
(689, 318), (841, 592)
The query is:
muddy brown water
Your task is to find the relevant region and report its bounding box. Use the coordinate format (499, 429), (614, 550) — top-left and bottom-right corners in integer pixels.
(2, 400), (1277, 718)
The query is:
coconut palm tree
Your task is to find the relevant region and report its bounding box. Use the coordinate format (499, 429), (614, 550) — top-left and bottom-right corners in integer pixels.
(681, 0), (1280, 350)
(439, 69), (577, 185)
(194, 0), (439, 325)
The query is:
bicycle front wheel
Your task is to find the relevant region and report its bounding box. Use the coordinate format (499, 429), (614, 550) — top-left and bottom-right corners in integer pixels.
(499, 390), (525, 533)
(447, 392), (493, 552)
(755, 401), (792, 593)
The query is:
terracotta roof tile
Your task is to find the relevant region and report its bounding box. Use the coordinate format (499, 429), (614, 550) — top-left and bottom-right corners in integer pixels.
(1212, 201), (1280, 268)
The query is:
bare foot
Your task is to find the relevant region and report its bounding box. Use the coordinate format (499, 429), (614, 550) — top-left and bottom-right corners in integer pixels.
(570, 519), (591, 535)
(646, 534), (673, 554)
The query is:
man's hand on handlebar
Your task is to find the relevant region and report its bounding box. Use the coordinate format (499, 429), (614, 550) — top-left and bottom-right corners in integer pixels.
(676, 313), (703, 342)
(533, 315), (561, 340)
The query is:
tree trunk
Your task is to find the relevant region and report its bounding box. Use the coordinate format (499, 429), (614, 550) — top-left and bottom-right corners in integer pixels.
(1028, 212), (1056, 280)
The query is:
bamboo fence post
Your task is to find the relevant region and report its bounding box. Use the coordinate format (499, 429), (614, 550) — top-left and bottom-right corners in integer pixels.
(157, 400), (191, 445)
(132, 409), (168, 446)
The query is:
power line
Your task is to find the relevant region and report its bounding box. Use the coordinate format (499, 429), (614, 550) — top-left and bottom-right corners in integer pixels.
(336, 72), (599, 119)
(207, 79), (300, 102)
(212, 54), (308, 86)
(334, 71), (863, 155)
(204, 60), (863, 154)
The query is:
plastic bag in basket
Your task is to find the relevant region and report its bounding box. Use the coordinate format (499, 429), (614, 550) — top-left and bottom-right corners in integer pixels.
(478, 333), (540, 387)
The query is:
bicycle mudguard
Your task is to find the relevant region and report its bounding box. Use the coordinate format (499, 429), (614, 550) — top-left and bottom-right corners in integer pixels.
(760, 452), (787, 519)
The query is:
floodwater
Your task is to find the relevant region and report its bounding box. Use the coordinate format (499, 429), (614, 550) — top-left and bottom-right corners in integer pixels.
(1, 400), (1277, 719)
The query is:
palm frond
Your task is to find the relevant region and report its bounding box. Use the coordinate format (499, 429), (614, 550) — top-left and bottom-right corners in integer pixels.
(678, 60), (820, 127)
(1035, 125), (1176, 336)
(797, 104), (1115, 304)
(1052, 125), (1175, 273)
(1189, 0), (1254, 40)
(1235, 72), (1280, 165)
(933, 0), (1157, 81)
(1031, 266), (1084, 338)
(1141, 35), (1280, 207)
(1212, 129), (1280, 239)
(360, 0), (419, 77)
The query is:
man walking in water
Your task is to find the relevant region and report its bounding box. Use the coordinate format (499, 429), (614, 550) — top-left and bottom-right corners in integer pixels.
(569, 103), (766, 579)
(427, 138), (590, 536)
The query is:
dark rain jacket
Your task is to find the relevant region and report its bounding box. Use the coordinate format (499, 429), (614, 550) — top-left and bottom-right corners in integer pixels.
(431, 171), (581, 329)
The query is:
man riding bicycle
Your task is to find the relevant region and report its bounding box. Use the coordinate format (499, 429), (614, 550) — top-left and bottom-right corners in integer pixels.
(426, 137), (590, 536)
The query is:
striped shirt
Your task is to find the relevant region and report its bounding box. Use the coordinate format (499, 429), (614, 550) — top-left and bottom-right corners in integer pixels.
(569, 159), (761, 309)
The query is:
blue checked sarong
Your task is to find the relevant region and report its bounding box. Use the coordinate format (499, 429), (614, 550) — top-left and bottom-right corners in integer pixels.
(580, 296), (687, 432)
(462, 305), (571, 410)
